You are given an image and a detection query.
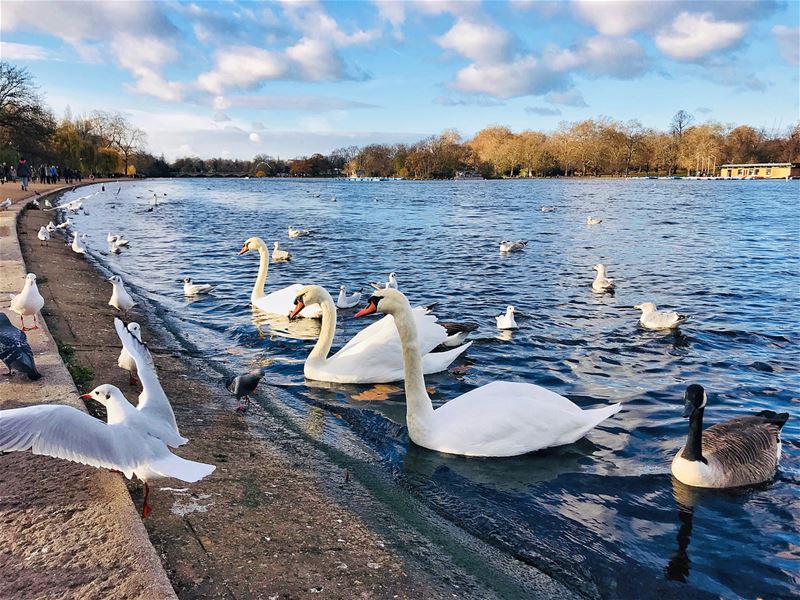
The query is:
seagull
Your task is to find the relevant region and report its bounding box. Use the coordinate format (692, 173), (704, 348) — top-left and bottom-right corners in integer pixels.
(71, 232), (87, 255)
(182, 277), (216, 296)
(117, 321), (149, 386)
(46, 221), (57, 233)
(0, 313), (41, 380)
(56, 219), (71, 230)
(31, 199), (40, 209)
(592, 264), (615, 293)
(0, 381), (214, 517)
(499, 240), (527, 253)
(288, 226), (312, 238)
(37, 226), (50, 246)
(0, 198), (11, 211)
(370, 272), (398, 290)
(587, 216), (603, 225)
(9, 274), (45, 331)
(540, 206), (556, 212)
(635, 302), (689, 330)
(336, 286), (362, 309)
(271, 241), (291, 262)
(108, 276), (136, 312)
(224, 368), (266, 412)
(44, 198), (53, 209)
(496, 305), (518, 330)
(439, 321), (479, 347)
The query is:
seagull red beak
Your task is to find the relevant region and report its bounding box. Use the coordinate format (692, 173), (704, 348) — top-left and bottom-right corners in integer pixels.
(237, 245), (249, 255)
(355, 300), (378, 318)
(79, 393), (92, 400)
(288, 301), (304, 320)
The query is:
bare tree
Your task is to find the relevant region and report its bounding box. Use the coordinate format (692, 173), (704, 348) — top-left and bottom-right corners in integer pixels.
(0, 62), (55, 158)
(670, 110), (694, 139)
(91, 110), (146, 175)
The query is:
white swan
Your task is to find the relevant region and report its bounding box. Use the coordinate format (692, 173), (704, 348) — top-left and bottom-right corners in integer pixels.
(592, 264), (615, 293)
(9, 273), (45, 331)
(672, 384), (789, 488)
(272, 241), (291, 262)
(495, 305), (518, 330)
(355, 289), (622, 457)
(237, 237), (321, 318)
(336, 286), (362, 309)
(635, 302), (688, 330)
(289, 285), (471, 384)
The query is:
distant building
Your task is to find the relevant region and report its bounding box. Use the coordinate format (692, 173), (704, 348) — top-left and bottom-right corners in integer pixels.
(718, 162), (800, 179)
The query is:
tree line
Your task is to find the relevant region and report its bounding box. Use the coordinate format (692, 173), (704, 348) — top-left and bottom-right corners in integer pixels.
(2, 61), (798, 180)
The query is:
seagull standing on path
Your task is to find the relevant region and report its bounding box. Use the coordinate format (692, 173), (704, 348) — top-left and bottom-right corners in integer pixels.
(108, 276), (136, 313)
(71, 232), (87, 255)
(9, 273), (45, 331)
(635, 302), (688, 330)
(225, 368), (266, 412)
(0, 313), (41, 380)
(37, 226), (50, 246)
(117, 322), (150, 386)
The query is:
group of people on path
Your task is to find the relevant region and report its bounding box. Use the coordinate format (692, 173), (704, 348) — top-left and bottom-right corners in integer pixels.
(1, 159), (83, 190)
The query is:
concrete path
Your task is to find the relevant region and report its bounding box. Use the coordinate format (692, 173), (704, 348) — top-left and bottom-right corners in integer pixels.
(0, 182), (176, 599)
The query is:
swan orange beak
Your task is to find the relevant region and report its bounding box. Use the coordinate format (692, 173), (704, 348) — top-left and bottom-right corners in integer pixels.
(355, 299), (378, 318)
(288, 301), (304, 320)
(237, 245), (249, 255)
(79, 393), (92, 400)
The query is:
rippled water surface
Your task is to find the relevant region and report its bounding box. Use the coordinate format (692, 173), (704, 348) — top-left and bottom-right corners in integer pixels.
(62, 178), (798, 598)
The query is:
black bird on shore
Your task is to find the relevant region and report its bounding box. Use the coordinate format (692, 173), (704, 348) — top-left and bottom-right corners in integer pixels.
(224, 368), (266, 412)
(0, 314), (41, 380)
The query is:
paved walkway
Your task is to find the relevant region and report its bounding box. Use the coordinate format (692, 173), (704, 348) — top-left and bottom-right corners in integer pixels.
(0, 181), (176, 599)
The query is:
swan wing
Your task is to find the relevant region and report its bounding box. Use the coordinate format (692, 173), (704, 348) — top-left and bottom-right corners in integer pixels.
(427, 382), (621, 457)
(0, 404), (153, 478)
(254, 284), (322, 317)
(336, 310), (446, 359)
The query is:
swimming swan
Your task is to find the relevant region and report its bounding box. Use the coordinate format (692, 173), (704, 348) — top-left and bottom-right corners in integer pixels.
(671, 384), (789, 488)
(355, 289), (622, 457)
(238, 237), (321, 318)
(289, 285), (471, 384)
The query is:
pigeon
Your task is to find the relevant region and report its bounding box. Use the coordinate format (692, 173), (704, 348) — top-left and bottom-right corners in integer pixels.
(182, 278), (216, 296)
(0, 313), (41, 380)
(108, 276), (136, 312)
(224, 368), (266, 412)
(9, 273), (45, 331)
(37, 226), (50, 246)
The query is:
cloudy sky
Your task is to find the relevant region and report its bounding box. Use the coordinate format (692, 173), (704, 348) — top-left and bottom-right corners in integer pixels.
(2, 0), (798, 160)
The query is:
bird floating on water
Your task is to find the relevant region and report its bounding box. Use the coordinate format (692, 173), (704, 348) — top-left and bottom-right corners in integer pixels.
(671, 384), (789, 488)
(495, 305), (518, 330)
(182, 277), (216, 296)
(592, 263), (615, 293)
(540, 206), (556, 212)
(108, 275), (136, 312)
(635, 302), (688, 330)
(336, 286), (362, 309)
(499, 240), (527, 253)
(271, 241), (291, 262)
(370, 272), (398, 290)
(9, 273), (45, 331)
(0, 313), (41, 380)
(587, 216), (602, 225)
(355, 289), (622, 457)
(288, 226), (312, 238)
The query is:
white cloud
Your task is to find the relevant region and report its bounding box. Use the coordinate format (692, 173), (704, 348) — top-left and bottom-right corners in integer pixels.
(773, 25), (800, 65)
(280, 0), (380, 46)
(285, 38), (344, 80)
(572, 0), (673, 35)
(0, 41), (55, 61)
(545, 89), (588, 107)
(197, 46), (288, 94)
(249, 133), (261, 143)
(525, 106), (562, 116)
(656, 12), (746, 60)
(453, 55), (567, 98)
(216, 95), (377, 111)
(437, 18), (511, 63)
(544, 36), (648, 78)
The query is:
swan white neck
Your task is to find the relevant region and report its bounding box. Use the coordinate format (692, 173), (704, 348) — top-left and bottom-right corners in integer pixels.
(252, 244), (269, 302)
(390, 301), (435, 435)
(308, 296), (338, 362)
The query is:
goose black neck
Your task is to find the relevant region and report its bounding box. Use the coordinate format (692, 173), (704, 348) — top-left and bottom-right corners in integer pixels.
(681, 408), (706, 463)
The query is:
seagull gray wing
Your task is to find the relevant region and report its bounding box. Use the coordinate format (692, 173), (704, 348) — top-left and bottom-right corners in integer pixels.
(114, 318), (180, 435)
(0, 404), (152, 478)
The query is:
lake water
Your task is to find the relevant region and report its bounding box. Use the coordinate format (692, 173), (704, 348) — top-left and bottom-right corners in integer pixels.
(59, 178), (798, 598)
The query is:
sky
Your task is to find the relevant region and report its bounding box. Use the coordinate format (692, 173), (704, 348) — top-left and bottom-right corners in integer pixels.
(1, 0), (799, 160)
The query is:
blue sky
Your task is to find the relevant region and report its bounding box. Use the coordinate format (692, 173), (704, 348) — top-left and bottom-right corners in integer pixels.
(2, 0), (798, 160)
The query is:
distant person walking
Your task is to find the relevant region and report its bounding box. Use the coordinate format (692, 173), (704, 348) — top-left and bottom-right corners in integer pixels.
(1, 163), (8, 184)
(38, 164), (46, 184)
(17, 158), (31, 191)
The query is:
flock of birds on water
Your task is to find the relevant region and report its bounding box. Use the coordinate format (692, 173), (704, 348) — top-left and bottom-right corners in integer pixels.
(0, 185), (790, 518)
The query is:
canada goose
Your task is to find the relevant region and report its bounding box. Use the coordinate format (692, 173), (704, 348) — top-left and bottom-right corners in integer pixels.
(671, 384), (789, 488)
